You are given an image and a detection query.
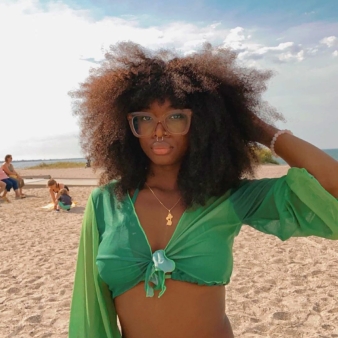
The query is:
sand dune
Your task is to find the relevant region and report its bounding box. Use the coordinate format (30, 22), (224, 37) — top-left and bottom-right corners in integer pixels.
(1, 165), (337, 337)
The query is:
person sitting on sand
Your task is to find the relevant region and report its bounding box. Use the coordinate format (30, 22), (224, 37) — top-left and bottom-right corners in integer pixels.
(0, 180), (6, 201)
(0, 169), (22, 202)
(2, 154), (25, 198)
(55, 188), (73, 212)
(47, 179), (69, 210)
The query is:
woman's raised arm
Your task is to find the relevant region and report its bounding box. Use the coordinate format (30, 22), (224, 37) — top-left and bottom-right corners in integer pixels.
(256, 122), (338, 198)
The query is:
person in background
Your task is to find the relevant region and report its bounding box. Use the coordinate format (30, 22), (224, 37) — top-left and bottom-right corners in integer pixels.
(2, 154), (25, 198)
(47, 179), (70, 210)
(0, 180), (6, 201)
(0, 169), (22, 202)
(55, 188), (73, 212)
(85, 157), (91, 168)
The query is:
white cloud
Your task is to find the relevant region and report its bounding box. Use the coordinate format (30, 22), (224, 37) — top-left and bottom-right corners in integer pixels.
(278, 49), (304, 62)
(222, 27), (247, 48)
(0, 0), (337, 160)
(320, 36), (337, 47)
(221, 27), (306, 64)
(221, 27), (338, 66)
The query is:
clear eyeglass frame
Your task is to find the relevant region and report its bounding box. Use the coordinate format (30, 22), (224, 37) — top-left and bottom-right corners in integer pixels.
(127, 109), (192, 138)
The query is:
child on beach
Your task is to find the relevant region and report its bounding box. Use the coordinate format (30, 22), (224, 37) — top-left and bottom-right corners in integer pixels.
(47, 179), (69, 210)
(55, 188), (72, 211)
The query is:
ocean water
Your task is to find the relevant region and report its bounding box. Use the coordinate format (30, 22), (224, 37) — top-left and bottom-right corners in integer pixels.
(322, 148), (338, 161)
(10, 149), (338, 169)
(12, 158), (86, 169)
(277, 148), (338, 164)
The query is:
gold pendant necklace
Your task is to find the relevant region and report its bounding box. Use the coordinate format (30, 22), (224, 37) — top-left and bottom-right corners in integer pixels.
(145, 183), (182, 226)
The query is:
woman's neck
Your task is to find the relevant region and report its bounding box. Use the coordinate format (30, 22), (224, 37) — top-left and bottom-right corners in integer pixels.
(146, 163), (180, 191)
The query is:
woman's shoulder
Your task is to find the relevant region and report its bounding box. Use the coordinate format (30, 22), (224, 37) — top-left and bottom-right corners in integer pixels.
(90, 180), (120, 201)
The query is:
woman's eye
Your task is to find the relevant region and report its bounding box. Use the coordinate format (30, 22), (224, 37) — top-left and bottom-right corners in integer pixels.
(140, 116), (152, 121)
(169, 113), (184, 120)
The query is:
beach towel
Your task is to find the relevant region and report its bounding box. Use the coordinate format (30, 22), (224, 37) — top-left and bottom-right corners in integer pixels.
(41, 202), (77, 210)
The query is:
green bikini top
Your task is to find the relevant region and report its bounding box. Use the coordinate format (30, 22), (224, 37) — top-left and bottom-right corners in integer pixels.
(69, 168), (338, 338)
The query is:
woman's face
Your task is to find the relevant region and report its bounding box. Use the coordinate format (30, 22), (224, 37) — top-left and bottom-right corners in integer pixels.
(6, 156), (12, 163)
(137, 100), (191, 168)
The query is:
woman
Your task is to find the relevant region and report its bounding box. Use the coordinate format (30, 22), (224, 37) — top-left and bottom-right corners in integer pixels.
(47, 179), (69, 211)
(69, 42), (338, 338)
(2, 154), (25, 198)
(0, 180), (6, 199)
(0, 168), (22, 202)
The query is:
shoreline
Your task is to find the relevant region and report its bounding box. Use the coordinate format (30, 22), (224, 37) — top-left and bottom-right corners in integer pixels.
(17, 164), (290, 180)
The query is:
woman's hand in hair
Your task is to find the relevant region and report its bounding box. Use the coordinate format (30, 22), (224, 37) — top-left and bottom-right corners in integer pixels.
(250, 114), (279, 147)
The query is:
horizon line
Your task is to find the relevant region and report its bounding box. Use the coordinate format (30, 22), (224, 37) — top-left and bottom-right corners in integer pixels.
(11, 147), (338, 162)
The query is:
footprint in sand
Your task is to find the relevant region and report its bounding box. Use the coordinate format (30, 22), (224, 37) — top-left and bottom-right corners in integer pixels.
(7, 287), (20, 294)
(272, 311), (291, 320)
(25, 314), (41, 323)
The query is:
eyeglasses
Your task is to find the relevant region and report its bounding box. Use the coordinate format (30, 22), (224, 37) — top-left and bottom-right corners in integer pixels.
(127, 109), (192, 138)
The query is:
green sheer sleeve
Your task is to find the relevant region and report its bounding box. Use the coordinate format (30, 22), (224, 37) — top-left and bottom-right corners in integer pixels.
(69, 194), (121, 338)
(230, 167), (338, 241)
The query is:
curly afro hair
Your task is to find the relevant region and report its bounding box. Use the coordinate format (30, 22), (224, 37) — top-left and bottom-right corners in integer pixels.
(70, 42), (283, 207)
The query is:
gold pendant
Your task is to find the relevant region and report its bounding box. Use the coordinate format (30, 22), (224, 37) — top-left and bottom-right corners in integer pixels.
(166, 212), (173, 226)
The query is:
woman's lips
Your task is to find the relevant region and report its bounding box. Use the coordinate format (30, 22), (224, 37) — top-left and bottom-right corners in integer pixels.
(151, 141), (172, 155)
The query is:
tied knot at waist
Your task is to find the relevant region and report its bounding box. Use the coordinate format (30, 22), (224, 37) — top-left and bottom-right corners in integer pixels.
(145, 249), (175, 298)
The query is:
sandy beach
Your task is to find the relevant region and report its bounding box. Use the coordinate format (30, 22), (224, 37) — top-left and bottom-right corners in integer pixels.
(0, 165), (337, 337)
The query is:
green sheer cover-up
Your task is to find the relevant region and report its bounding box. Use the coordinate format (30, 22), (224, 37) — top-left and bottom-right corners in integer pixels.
(68, 195), (120, 338)
(69, 168), (338, 338)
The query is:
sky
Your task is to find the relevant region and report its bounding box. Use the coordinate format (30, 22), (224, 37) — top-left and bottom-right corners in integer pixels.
(0, 0), (337, 160)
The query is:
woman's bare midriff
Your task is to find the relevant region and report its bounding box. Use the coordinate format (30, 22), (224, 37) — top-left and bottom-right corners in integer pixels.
(115, 280), (234, 338)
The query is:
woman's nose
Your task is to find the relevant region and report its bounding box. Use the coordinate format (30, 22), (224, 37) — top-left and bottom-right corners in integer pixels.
(154, 122), (166, 138)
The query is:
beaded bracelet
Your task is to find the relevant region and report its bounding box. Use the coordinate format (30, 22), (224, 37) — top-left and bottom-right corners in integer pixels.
(270, 129), (293, 158)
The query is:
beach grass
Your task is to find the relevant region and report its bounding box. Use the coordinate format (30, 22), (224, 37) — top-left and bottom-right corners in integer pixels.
(26, 161), (86, 169)
(25, 150), (277, 169)
(255, 147), (279, 165)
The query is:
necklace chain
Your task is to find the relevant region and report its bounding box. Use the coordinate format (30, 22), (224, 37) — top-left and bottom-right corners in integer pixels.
(145, 183), (182, 226)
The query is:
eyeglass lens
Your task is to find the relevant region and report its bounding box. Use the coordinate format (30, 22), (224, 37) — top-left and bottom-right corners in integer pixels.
(132, 112), (189, 136)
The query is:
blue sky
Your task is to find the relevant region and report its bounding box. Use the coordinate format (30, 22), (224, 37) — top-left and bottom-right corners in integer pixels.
(46, 0), (338, 28)
(0, 0), (337, 160)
